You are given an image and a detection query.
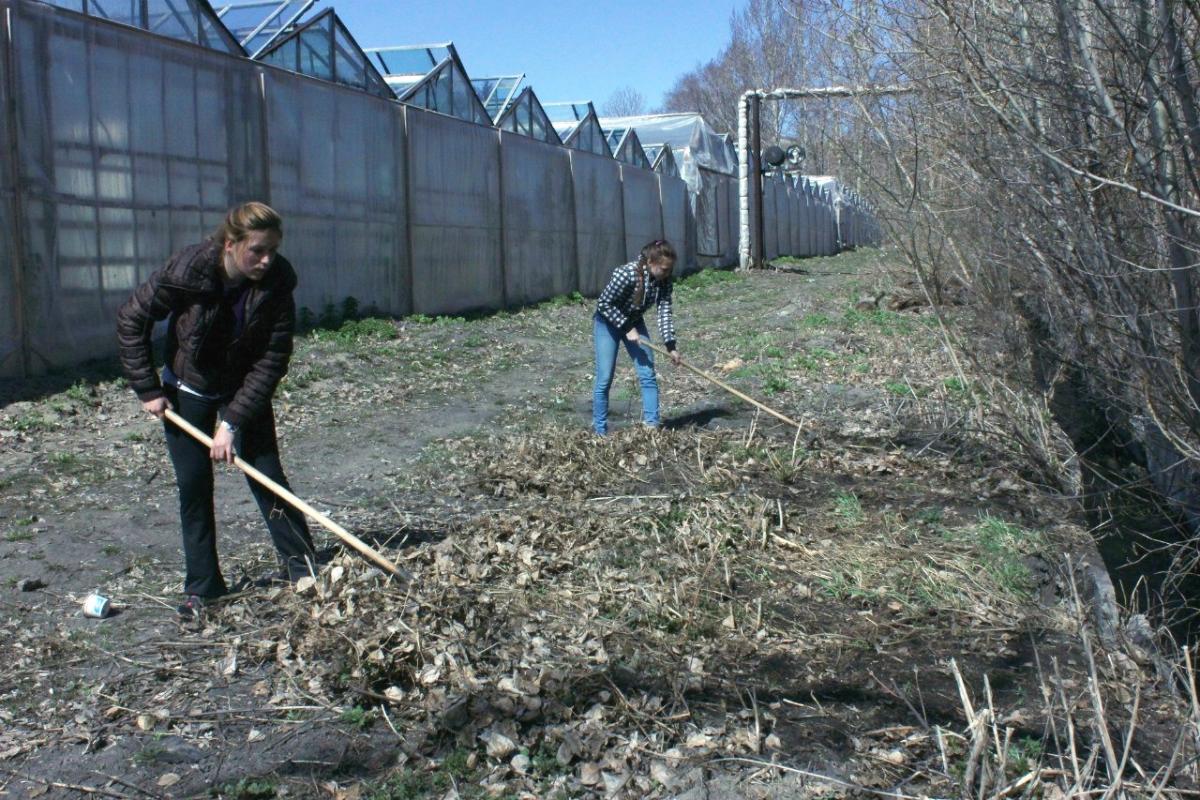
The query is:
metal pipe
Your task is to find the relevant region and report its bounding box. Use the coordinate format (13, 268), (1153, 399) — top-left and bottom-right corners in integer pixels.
(750, 94), (764, 269)
(735, 84), (914, 270)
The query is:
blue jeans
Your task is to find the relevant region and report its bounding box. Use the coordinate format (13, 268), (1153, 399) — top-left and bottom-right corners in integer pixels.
(593, 313), (658, 434)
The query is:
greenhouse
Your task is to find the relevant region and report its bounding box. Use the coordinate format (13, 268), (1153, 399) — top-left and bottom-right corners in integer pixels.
(606, 127), (652, 170)
(214, 0), (312, 55)
(0, 0), (864, 377)
(473, 74), (525, 121)
(495, 86), (562, 145)
(546, 102), (613, 158)
(644, 144), (680, 179)
(365, 42), (492, 126)
(256, 7), (393, 98)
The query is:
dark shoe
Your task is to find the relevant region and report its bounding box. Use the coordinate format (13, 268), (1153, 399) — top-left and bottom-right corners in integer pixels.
(176, 594), (208, 621)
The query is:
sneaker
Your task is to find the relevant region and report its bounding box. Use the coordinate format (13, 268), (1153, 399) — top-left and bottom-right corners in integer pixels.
(176, 594), (207, 621)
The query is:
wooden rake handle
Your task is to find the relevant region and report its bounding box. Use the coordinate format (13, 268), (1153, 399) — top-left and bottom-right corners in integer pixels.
(163, 408), (408, 580)
(637, 340), (803, 430)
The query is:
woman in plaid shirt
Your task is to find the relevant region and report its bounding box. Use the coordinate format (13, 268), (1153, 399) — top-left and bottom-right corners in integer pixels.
(592, 239), (682, 435)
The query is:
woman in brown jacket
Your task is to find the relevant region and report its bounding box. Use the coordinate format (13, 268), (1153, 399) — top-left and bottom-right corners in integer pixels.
(116, 202), (315, 619)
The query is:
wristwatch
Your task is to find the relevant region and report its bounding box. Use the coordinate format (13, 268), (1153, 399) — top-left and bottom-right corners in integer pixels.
(220, 419), (239, 434)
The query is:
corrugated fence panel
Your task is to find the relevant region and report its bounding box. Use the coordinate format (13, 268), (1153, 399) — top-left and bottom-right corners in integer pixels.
(9, 1), (264, 370)
(621, 165), (661, 263)
(789, 184), (802, 256)
(265, 69), (408, 318)
(571, 149), (624, 297)
(713, 173), (730, 269)
(500, 132), (575, 306)
(407, 107), (502, 315)
(725, 176), (738, 266)
(659, 173), (688, 275)
(763, 179), (778, 259)
(0, 1), (19, 376)
(775, 181), (790, 257)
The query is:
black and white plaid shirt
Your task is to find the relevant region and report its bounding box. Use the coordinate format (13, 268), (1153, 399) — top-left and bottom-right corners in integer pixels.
(595, 262), (677, 349)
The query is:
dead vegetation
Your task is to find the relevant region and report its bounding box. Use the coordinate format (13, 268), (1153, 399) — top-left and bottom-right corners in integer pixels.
(1, 254), (1198, 798)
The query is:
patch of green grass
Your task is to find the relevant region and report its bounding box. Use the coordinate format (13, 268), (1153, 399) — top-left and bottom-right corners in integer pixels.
(916, 507), (944, 525)
(212, 777), (277, 799)
(4, 530), (34, 543)
(330, 317), (399, 343)
(407, 312), (467, 327)
(943, 377), (969, 394)
(944, 515), (1043, 597)
(833, 492), (864, 526)
(884, 381), (914, 397)
(540, 291), (586, 308)
(762, 372), (793, 396)
(339, 704), (374, 729)
(101, 544), (122, 557)
(48, 451), (80, 468)
(11, 413), (58, 432)
(802, 312), (832, 328)
(123, 430), (151, 443)
(63, 381), (94, 403)
(676, 267), (742, 299)
(843, 307), (917, 336)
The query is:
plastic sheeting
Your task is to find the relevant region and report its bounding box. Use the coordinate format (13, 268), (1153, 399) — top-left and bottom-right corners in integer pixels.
(570, 150), (625, 296)
(621, 164), (661, 263)
(265, 69), (408, 317)
(598, 112), (737, 196)
(407, 106), (503, 315)
(500, 132), (575, 306)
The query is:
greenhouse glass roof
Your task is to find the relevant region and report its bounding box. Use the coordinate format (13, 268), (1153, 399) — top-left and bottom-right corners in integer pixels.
(542, 102), (595, 124)
(212, 0), (313, 56)
(256, 8), (393, 99)
(609, 128), (651, 170)
(41, 0), (244, 53)
(548, 105), (612, 158)
(473, 75), (525, 121)
(645, 144), (680, 178)
(496, 87), (561, 145)
(365, 43), (454, 90)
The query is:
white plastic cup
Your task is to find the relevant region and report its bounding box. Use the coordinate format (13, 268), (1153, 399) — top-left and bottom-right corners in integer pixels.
(82, 593), (111, 618)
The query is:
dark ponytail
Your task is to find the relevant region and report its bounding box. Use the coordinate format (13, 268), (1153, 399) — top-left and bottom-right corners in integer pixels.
(632, 239), (676, 306)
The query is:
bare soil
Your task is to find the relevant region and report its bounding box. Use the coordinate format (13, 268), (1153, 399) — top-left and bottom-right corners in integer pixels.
(0, 251), (1190, 799)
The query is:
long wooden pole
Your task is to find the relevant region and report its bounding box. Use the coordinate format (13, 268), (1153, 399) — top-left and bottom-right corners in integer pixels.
(163, 408), (408, 580)
(638, 340), (803, 430)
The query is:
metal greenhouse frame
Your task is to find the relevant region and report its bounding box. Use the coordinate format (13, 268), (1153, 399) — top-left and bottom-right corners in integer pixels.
(212, 0), (313, 56)
(256, 7), (393, 99)
(546, 102), (613, 158)
(40, 0), (244, 52)
(472, 74), (524, 121)
(495, 86), (561, 145)
(365, 43), (491, 126)
(606, 127), (651, 170)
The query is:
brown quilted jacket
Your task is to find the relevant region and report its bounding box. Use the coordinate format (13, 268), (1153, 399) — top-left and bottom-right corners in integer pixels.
(115, 239), (299, 429)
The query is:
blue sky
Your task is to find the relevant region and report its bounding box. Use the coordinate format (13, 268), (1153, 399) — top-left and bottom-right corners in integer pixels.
(325, 0), (742, 110)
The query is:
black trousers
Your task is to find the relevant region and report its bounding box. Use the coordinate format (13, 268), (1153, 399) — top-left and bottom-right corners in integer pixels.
(163, 387), (315, 598)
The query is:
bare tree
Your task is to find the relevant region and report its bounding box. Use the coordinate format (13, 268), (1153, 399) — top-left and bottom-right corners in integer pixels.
(600, 86), (647, 117)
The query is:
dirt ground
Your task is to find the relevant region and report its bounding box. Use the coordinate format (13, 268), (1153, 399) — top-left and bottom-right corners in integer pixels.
(0, 250), (1192, 799)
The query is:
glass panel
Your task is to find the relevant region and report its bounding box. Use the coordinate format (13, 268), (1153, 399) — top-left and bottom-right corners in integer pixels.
(298, 27), (332, 80)
(368, 46), (445, 76)
(88, 0), (139, 25)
